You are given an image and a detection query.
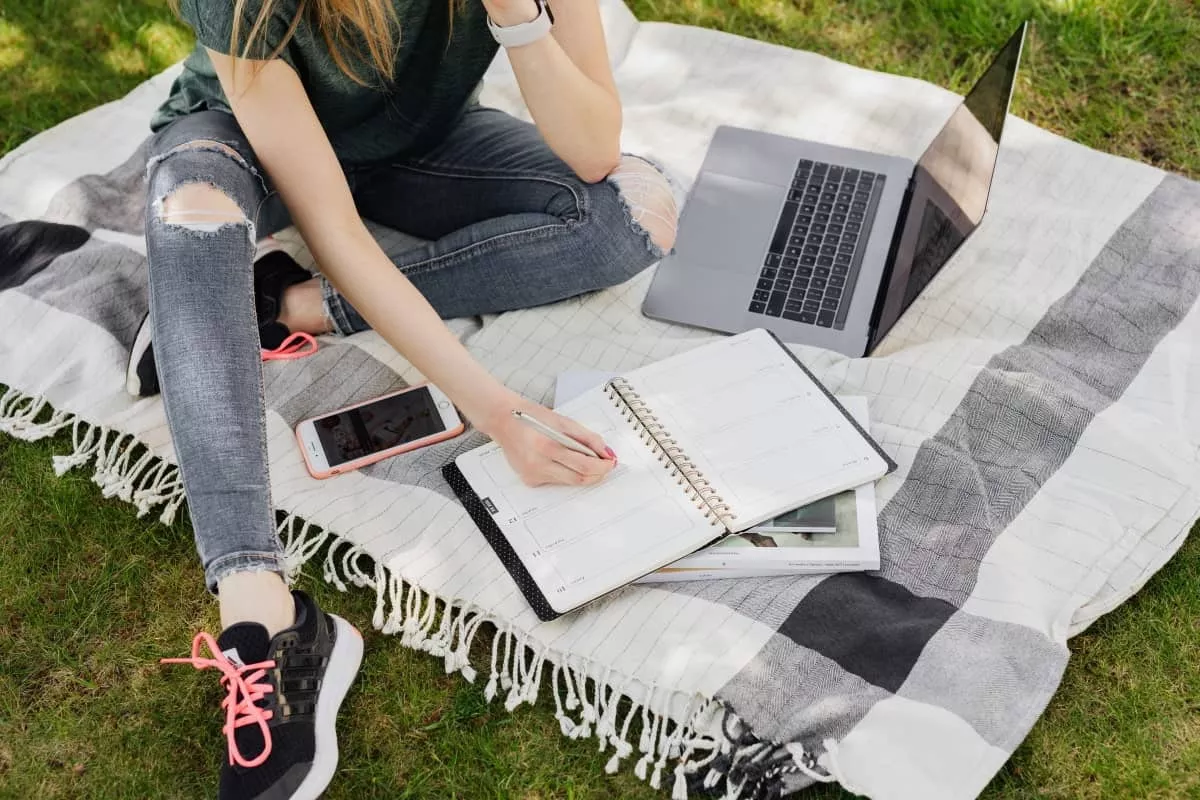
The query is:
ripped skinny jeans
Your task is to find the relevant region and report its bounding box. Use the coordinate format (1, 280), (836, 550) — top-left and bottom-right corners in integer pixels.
(144, 107), (677, 592)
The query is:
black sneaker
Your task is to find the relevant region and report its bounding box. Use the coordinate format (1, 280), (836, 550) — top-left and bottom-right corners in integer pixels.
(126, 250), (314, 397)
(161, 590), (364, 800)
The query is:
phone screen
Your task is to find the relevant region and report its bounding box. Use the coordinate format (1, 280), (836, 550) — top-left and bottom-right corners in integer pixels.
(314, 387), (446, 466)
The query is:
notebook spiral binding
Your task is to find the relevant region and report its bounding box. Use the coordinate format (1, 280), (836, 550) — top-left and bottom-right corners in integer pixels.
(605, 378), (735, 529)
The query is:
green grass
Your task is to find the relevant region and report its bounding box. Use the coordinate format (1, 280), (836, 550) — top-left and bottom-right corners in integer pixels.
(2, 0), (1199, 798)
(0, 1), (190, 155)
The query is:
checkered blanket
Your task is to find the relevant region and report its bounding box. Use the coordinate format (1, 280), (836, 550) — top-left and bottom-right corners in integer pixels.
(3, 2), (1199, 797)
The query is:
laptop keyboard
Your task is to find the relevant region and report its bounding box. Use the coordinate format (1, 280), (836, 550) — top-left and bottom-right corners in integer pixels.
(748, 159), (885, 328)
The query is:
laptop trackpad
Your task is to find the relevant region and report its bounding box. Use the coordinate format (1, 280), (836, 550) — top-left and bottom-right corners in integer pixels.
(676, 171), (783, 270)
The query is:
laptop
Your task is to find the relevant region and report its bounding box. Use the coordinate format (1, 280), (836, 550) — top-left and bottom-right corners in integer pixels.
(642, 23), (1028, 357)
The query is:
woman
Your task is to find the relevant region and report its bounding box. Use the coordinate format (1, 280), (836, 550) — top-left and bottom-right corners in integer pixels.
(142, 0), (676, 795)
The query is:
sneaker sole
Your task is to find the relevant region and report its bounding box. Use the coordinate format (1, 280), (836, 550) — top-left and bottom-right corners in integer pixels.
(126, 314), (155, 397)
(291, 614), (363, 800)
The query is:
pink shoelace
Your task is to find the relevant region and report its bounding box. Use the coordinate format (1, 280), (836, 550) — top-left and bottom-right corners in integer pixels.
(262, 331), (318, 362)
(161, 632), (279, 768)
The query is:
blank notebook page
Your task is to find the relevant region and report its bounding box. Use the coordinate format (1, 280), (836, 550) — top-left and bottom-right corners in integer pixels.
(455, 386), (719, 615)
(622, 329), (888, 528)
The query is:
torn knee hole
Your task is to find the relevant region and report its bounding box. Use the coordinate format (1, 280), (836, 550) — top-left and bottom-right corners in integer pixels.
(151, 140), (255, 230)
(157, 182), (247, 231)
(608, 155), (679, 252)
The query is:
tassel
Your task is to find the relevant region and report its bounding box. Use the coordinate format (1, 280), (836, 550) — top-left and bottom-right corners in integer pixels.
(372, 565), (387, 631)
(595, 678), (620, 747)
(505, 653), (528, 711)
(485, 667), (499, 701)
(564, 663), (580, 710)
(341, 544), (369, 587)
(556, 711), (578, 738)
(672, 765), (689, 800)
(579, 677), (598, 723)
(131, 460), (182, 519)
(605, 738), (633, 774)
(386, 573), (404, 636)
(323, 542), (348, 591)
(551, 664), (578, 737)
(399, 584), (419, 643)
(523, 649), (547, 706)
(425, 601), (455, 657)
(159, 489), (185, 524)
(498, 630), (514, 691)
(52, 420), (101, 475)
(456, 612), (488, 683)
(0, 389), (71, 441)
(485, 626), (506, 702)
(484, 672), (499, 702)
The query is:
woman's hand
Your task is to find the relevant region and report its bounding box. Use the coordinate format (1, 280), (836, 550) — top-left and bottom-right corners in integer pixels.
(485, 0), (622, 182)
(477, 391), (617, 488)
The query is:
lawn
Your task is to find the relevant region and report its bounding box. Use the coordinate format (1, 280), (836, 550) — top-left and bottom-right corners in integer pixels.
(1, 1), (1198, 798)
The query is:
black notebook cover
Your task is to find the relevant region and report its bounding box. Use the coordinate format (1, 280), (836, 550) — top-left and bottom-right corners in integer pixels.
(443, 461), (563, 621)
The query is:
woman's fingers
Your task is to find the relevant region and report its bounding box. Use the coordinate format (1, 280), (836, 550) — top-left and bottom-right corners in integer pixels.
(552, 446), (614, 482)
(552, 414), (615, 461)
(502, 403), (619, 487)
(532, 460), (588, 487)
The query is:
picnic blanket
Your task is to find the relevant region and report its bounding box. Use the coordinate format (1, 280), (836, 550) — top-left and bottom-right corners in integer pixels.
(3, 2), (1199, 797)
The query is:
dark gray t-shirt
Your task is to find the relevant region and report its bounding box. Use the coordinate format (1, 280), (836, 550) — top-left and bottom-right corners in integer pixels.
(151, 0), (499, 164)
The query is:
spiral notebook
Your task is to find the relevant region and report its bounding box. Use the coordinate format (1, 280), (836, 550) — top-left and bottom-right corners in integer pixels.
(442, 329), (896, 620)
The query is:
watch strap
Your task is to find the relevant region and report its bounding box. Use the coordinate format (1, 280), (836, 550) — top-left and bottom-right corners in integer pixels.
(487, 0), (553, 48)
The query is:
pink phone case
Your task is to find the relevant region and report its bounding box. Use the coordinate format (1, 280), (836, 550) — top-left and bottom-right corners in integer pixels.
(296, 383), (465, 479)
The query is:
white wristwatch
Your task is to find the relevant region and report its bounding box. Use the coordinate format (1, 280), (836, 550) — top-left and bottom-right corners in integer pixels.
(487, 0), (554, 48)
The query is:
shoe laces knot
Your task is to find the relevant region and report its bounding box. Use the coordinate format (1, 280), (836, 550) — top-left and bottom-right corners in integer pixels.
(161, 632), (278, 768)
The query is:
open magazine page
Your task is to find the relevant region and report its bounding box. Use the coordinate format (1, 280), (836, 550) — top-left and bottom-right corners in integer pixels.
(745, 492), (837, 533)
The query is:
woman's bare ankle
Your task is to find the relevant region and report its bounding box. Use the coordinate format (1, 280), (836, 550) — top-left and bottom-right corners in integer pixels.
(217, 570), (296, 638)
(278, 278), (334, 335)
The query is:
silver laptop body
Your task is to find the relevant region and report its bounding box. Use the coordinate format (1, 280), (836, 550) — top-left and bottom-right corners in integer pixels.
(643, 23), (1028, 358)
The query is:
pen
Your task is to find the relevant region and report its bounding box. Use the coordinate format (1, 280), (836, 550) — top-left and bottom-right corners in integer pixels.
(512, 410), (602, 458)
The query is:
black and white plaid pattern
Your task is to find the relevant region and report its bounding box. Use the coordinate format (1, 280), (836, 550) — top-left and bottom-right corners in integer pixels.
(3, 3), (1199, 797)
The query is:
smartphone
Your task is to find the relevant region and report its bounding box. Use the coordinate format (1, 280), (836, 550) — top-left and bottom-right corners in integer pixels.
(295, 383), (464, 479)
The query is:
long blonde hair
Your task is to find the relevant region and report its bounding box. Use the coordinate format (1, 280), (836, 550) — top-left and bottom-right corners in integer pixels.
(174, 0), (407, 86)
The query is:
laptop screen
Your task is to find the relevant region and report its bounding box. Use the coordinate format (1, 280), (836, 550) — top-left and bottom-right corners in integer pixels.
(868, 23), (1027, 351)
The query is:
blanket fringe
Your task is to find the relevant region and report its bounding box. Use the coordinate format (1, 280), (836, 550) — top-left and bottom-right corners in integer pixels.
(1, 388), (187, 525)
(0, 385), (831, 800)
(283, 508), (839, 799)
(0, 387), (73, 442)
